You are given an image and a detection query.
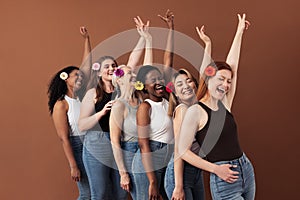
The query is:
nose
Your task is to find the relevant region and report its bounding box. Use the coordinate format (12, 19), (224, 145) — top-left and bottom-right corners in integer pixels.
(222, 80), (230, 89)
(109, 64), (115, 70)
(183, 82), (190, 89)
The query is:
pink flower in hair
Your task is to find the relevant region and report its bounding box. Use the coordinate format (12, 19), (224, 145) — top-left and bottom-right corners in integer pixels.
(166, 82), (175, 93)
(92, 63), (101, 71)
(205, 66), (217, 77)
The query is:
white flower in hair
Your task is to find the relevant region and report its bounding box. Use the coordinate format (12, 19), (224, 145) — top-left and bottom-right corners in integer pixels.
(92, 62), (101, 71)
(60, 72), (68, 80)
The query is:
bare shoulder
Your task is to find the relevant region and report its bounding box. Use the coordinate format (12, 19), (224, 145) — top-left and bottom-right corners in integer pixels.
(112, 99), (126, 112)
(53, 99), (68, 112)
(85, 88), (97, 98)
(138, 101), (151, 111)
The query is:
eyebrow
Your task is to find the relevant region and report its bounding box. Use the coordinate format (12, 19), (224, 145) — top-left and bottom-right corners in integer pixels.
(220, 75), (231, 79)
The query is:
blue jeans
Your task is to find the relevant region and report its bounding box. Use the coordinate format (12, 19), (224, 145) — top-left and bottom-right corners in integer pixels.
(120, 141), (139, 200)
(82, 131), (127, 200)
(132, 141), (173, 200)
(210, 153), (256, 200)
(70, 135), (91, 200)
(164, 155), (205, 199)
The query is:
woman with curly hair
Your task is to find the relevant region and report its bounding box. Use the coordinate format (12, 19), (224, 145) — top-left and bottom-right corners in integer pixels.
(47, 27), (92, 199)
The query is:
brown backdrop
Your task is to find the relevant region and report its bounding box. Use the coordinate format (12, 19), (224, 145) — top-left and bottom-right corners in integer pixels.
(0, 0), (299, 199)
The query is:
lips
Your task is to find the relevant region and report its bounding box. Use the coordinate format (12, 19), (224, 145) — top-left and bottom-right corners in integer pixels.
(216, 87), (226, 94)
(182, 89), (193, 95)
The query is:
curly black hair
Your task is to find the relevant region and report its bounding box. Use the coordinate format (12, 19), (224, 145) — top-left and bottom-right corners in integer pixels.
(47, 66), (79, 115)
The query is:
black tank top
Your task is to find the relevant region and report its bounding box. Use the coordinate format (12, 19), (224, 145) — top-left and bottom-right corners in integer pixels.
(196, 101), (243, 162)
(91, 91), (112, 132)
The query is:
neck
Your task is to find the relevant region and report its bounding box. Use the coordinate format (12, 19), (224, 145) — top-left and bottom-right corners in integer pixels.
(119, 87), (137, 103)
(149, 95), (163, 102)
(66, 86), (77, 99)
(102, 79), (114, 93)
(201, 93), (219, 110)
(181, 96), (197, 106)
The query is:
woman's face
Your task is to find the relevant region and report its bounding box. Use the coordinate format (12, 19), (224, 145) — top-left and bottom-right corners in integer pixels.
(99, 59), (117, 81)
(207, 69), (232, 100)
(144, 69), (165, 100)
(174, 74), (195, 103)
(118, 66), (136, 88)
(66, 69), (84, 92)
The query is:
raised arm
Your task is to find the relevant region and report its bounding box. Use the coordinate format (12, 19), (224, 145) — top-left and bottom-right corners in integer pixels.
(178, 104), (239, 183)
(224, 14), (250, 109)
(134, 16), (153, 66)
(52, 101), (81, 182)
(158, 9), (174, 81)
(126, 18), (146, 73)
(137, 102), (160, 199)
(109, 100), (130, 192)
(79, 27), (92, 81)
(196, 25), (212, 79)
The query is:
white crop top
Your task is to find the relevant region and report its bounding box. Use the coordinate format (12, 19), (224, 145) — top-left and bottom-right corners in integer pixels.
(64, 95), (86, 136)
(144, 98), (174, 144)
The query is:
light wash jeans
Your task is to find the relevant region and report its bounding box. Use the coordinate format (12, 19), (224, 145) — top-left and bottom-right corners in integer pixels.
(132, 141), (173, 200)
(70, 135), (91, 200)
(82, 131), (127, 200)
(120, 141), (139, 200)
(210, 153), (256, 200)
(164, 154), (205, 200)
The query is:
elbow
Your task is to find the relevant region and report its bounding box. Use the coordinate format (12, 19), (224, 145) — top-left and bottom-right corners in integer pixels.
(78, 120), (87, 132)
(178, 145), (188, 161)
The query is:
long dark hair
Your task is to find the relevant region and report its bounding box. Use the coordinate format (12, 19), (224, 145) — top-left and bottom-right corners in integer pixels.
(168, 68), (198, 116)
(47, 66), (79, 115)
(196, 61), (232, 101)
(87, 56), (118, 102)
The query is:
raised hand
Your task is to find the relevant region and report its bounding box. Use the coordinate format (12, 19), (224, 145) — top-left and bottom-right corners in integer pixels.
(79, 26), (89, 39)
(134, 16), (151, 40)
(158, 9), (174, 29)
(237, 13), (251, 33)
(196, 25), (211, 45)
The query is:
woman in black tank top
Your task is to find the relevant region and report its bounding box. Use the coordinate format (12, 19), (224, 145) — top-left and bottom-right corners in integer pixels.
(178, 14), (255, 200)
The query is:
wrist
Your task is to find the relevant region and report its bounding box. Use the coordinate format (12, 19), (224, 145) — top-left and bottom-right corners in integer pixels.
(210, 163), (218, 174)
(119, 171), (128, 176)
(70, 165), (78, 169)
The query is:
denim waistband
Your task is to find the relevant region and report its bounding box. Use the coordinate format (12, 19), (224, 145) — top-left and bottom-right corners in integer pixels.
(86, 130), (110, 140)
(214, 153), (248, 166)
(149, 140), (168, 149)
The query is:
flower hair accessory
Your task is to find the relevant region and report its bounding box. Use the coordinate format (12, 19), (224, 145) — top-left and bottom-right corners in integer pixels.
(134, 81), (144, 91)
(60, 72), (68, 80)
(166, 82), (175, 93)
(92, 62), (101, 71)
(205, 66), (217, 77)
(114, 68), (125, 78)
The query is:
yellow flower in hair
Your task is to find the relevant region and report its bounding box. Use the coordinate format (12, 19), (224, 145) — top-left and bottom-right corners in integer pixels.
(134, 81), (144, 91)
(60, 72), (68, 80)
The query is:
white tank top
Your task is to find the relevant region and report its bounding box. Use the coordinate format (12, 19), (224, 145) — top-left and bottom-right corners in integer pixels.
(64, 95), (86, 136)
(144, 98), (173, 144)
